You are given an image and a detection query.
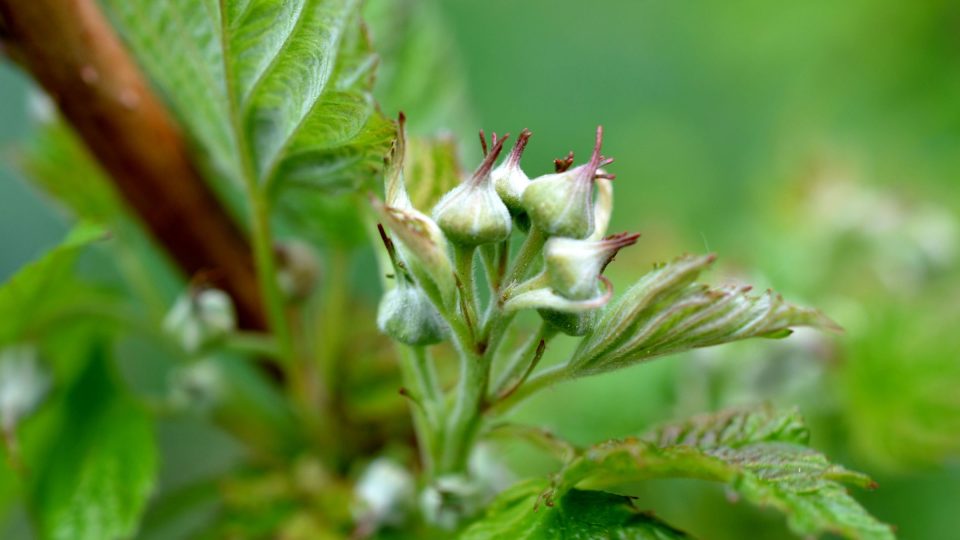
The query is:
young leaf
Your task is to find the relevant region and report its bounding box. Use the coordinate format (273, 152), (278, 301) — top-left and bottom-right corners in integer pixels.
(569, 255), (839, 377)
(0, 224), (107, 346)
(459, 479), (692, 540)
(100, 0), (394, 195)
(29, 342), (157, 540)
(551, 407), (894, 540)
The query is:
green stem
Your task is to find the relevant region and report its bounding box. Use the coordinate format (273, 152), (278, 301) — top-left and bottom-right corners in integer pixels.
(248, 193), (294, 366)
(454, 245), (479, 334)
(441, 344), (487, 473)
(502, 226), (546, 290)
(402, 346), (444, 476)
(491, 321), (556, 400)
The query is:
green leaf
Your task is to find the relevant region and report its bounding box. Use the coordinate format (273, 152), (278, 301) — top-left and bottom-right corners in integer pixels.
(29, 342), (157, 540)
(459, 479), (692, 540)
(101, 0), (394, 196)
(550, 407), (894, 540)
(365, 0), (476, 135)
(569, 254), (839, 377)
(0, 224), (107, 346)
(18, 118), (125, 224)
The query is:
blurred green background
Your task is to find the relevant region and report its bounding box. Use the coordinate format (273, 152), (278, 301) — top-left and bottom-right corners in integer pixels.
(3, 0), (959, 538)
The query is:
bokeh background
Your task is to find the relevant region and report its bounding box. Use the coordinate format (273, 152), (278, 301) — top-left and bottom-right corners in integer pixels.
(3, 0), (959, 538)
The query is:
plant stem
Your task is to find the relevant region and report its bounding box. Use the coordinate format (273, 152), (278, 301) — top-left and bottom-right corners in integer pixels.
(454, 245), (479, 335)
(491, 321), (556, 400)
(441, 344), (487, 473)
(248, 192), (295, 367)
(502, 226), (546, 290)
(403, 346), (444, 475)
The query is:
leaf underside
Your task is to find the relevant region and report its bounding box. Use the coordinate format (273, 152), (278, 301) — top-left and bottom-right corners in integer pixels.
(570, 254), (839, 377)
(100, 0), (394, 199)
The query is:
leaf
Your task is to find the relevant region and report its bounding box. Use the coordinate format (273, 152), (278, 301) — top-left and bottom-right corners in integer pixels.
(101, 0), (394, 196)
(29, 342), (157, 540)
(0, 224), (107, 346)
(365, 0), (476, 135)
(18, 117), (125, 224)
(459, 479), (693, 540)
(569, 254), (839, 377)
(548, 407), (894, 540)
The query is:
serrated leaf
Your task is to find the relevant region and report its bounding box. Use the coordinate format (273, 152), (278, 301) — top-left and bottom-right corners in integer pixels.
(29, 342), (157, 540)
(569, 254), (839, 377)
(459, 479), (693, 540)
(101, 0), (394, 197)
(640, 405), (810, 449)
(548, 407), (894, 540)
(0, 224), (106, 346)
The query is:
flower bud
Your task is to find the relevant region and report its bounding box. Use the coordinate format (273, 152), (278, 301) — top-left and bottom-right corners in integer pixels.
(372, 197), (457, 309)
(163, 287), (237, 354)
(275, 240), (320, 302)
(522, 126), (613, 239)
(377, 284), (449, 346)
(0, 345), (49, 432)
(354, 458), (415, 530)
(491, 129), (532, 214)
(432, 133), (512, 246)
(544, 233), (640, 300)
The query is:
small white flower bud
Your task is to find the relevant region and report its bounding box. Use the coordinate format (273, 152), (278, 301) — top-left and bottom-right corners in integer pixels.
(377, 285), (449, 346)
(163, 287), (237, 354)
(0, 345), (49, 432)
(353, 458), (415, 530)
(432, 133), (512, 246)
(491, 129), (532, 214)
(275, 240), (320, 301)
(522, 126), (614, 239)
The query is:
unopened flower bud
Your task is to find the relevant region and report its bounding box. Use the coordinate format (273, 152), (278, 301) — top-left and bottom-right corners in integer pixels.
(372, 198), (457, 309)
(354, 458), (415, 531)
(491, 129), (532, 214)
(432, 133), (512, 246)
(275, 240), (320, 301)
(0, 345), (49, 432)
(522, 126), (613, 239)
(544, 233), (640, 300)
(377, 285), (449, 346)
(164, 287), (236, 354)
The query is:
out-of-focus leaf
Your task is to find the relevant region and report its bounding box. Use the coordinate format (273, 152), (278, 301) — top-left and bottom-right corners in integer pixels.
(365, 0), (475, 135)
(101, 0), (394, 196)
(548, 407), (893, 540)
(404, 135), (463, 211)
(569, 255), (838, 377)
(29, 342), (157, 540)
(18, 117), (124, 224)
(459, 479), (692, 540)
(0, 224), (107, 346)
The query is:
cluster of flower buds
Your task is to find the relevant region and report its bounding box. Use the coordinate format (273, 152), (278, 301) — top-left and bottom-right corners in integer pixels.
(374, 116), (639, 340)
(163, 286), (237, 354)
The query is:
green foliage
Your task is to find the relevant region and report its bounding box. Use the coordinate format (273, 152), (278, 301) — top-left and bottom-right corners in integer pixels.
(553, 407), (893, 540)
(29, 343), (156, 540)
(569, 255), (838, 377)
(0, 224), (107, 346)
(460, 479), (692, 540)
(100, 0), (394, 197)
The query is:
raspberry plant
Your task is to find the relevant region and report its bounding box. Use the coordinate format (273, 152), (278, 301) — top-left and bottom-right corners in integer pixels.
(0, 0), (895, 538)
